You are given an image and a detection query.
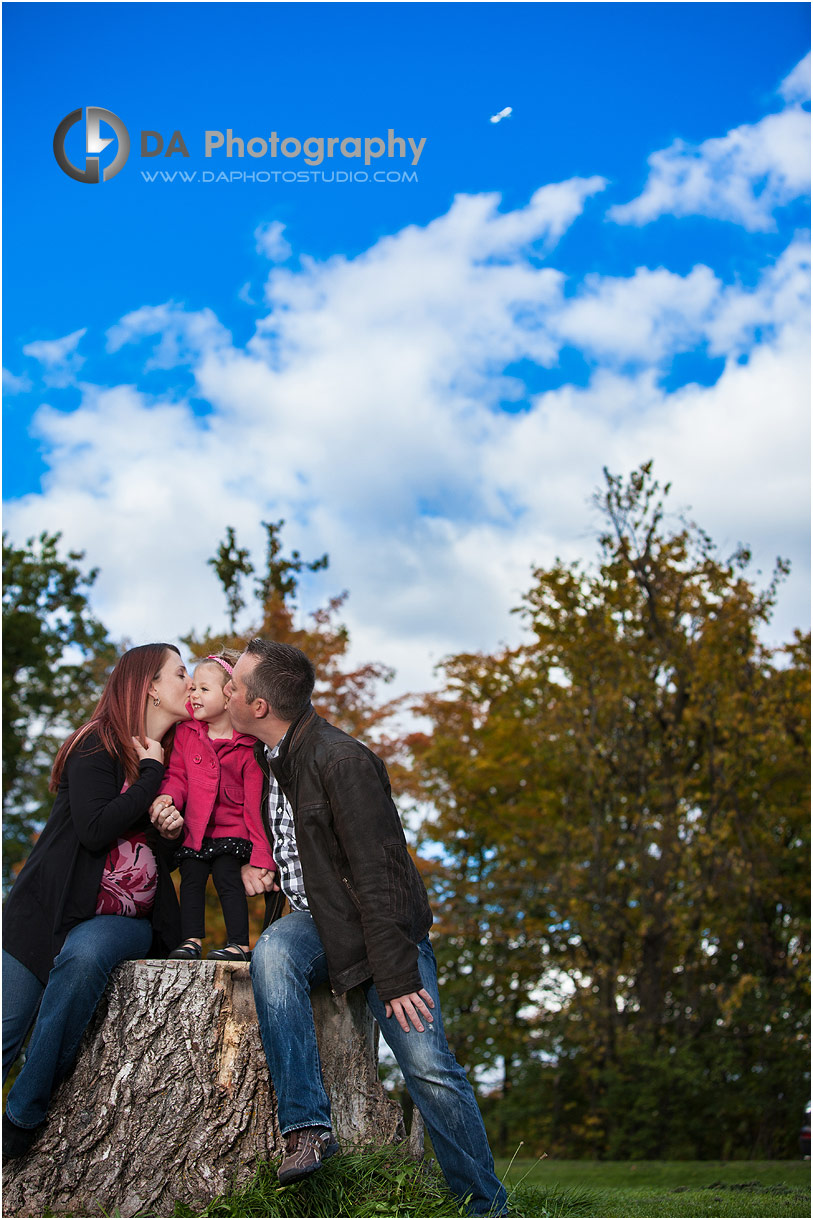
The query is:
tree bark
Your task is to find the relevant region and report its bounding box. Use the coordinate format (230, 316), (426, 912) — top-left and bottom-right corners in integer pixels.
(3, 959), (413, 1218)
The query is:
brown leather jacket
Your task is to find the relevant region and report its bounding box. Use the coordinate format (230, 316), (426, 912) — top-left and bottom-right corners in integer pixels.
(254, 705), (432, 1002)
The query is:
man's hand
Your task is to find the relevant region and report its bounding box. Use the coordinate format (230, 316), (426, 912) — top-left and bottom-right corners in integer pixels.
(385, 989), (435, 1033)
(241, 864), (279, 896)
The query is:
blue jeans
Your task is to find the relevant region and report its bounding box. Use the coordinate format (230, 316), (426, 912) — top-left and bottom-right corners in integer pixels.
(3, 915), (152, 1127)
(251, 911), (508, 1217)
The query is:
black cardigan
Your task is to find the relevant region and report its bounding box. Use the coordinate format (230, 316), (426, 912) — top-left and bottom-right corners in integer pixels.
(3, 732), (181, 984)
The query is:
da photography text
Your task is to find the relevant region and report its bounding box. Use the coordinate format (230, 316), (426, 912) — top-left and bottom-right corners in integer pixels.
(53, 108), (427, 184)
(145, 129), (427, 167)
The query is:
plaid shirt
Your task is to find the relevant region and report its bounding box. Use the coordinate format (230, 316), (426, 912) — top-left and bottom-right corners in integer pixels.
(265, 744), (309, 911)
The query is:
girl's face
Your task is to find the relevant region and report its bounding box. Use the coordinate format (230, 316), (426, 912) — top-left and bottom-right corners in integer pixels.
(149, 651), (193, 718)
(189, 663), (229, 723)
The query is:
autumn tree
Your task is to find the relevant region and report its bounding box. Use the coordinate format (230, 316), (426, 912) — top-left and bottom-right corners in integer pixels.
(2, 532), (118, 887)
(187, 520), (403, 748)
(183, 520), (408, 947)
(409, 463), (810, 1158)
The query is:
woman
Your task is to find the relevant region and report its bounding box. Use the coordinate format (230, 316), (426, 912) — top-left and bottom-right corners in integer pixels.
(2, 643), (193, 1159)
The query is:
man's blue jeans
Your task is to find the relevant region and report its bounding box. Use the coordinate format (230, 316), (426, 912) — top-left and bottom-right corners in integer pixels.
(2, 915), (152, 1127)
(251, 911), (508, 1217)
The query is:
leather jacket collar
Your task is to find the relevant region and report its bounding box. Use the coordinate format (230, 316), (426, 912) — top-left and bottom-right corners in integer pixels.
(274, 703), (319, 777)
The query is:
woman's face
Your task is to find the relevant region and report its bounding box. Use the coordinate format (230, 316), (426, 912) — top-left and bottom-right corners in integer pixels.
(149, 651), (193, 718)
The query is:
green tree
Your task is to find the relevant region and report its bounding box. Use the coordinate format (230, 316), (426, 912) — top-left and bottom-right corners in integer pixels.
(410, 463), (810, 1158)
(254, 519), (328, 605)
(3, 531), (118, 887)
(207, 525), (254, 632)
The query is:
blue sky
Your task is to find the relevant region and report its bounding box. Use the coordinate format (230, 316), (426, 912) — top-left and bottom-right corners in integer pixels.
(3, 2), (810, 695)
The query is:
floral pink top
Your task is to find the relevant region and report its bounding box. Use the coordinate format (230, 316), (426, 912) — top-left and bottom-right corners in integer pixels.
(95, 832), (158, 917)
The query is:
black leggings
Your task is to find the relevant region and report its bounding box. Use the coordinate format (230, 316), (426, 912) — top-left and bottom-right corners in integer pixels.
(178, 854), (248, 944)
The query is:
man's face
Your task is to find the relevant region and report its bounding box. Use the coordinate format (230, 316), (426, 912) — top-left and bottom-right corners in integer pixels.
(224, 653), (260, 733)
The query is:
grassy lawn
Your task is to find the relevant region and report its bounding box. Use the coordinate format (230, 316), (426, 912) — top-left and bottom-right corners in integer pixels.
(171, 1153), (810, 1219)
(495, 1158), (812, 1218)
(0, 1146), (805, 1217)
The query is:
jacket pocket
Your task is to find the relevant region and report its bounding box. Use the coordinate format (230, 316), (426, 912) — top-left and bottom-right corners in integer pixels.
(223, 786), (243, 806)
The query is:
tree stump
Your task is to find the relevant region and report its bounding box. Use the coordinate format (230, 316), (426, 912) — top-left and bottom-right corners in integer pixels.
(3, 959), (413, 1217)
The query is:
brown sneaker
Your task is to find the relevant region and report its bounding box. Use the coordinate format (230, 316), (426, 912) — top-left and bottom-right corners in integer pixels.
(278, 1125), (340, 1185)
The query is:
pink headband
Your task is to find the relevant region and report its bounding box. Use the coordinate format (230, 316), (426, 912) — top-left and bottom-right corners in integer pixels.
(204, 655), (234, 676)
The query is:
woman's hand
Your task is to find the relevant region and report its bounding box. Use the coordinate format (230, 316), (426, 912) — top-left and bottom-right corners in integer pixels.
(132, 735), (164, 764)
(150, 801), (184, 840)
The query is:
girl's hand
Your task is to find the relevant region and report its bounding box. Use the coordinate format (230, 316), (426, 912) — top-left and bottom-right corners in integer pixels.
(151, 801), (184, 840)
(149, 794), (173, 817)
(241, 865), (279, 896)
(132, 735), (164, 764)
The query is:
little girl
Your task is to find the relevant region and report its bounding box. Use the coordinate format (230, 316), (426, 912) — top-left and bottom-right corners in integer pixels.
(153, 649), (275, 962)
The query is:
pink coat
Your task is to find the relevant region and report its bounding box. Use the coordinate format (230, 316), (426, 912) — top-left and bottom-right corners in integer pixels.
(162, 720), (275, 870)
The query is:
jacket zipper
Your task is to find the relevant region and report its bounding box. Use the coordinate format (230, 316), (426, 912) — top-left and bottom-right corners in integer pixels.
(342, 875), (362, 911)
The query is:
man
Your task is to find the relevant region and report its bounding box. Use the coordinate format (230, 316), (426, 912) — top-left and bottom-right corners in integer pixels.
(226, 638), (508, 1217)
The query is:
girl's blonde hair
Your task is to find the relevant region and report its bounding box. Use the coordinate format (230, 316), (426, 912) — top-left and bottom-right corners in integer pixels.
(194, 648), (241, 686)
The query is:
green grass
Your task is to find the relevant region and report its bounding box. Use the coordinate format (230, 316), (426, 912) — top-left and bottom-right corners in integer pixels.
(171, 1144), (588, 1218)
(172, 1151), (811, 1219)
(23, 1149), (811, 1217)
(495, 1157), (812, 1218)
(173, 1145), (479, 1217)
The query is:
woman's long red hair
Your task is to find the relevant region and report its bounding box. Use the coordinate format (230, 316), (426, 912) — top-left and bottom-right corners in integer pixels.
(49, 644), (181, 791)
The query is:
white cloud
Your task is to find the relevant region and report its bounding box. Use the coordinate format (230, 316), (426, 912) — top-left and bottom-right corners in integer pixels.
(3, 368), (32, 394)
(4, 174), (809, 697)
(779, 52), (811, 104)
(254, 220), (292, 261)
(21, 327), (87, 386)
(553, 265), (721, 363)
(546, 237), (811, 368)
(489, 329), (810, 564)
(610, 58), (810, 230)
(106, 303), (231, 369)
(706, 236), (810, 356)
